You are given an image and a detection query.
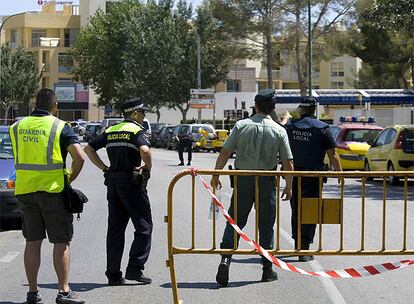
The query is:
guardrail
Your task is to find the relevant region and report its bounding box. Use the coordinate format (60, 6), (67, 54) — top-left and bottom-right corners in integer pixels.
(166, 170), (414, 304)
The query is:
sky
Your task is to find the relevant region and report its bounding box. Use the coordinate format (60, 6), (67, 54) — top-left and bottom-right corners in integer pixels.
(0, 0), (202, 16)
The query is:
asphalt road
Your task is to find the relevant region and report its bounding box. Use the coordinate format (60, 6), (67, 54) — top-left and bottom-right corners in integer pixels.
(1, 148), (413, 304)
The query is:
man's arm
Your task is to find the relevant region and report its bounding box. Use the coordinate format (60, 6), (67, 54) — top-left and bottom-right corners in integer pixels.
(139, 145), (152, 171)
(280, 111), (292, 126)
(281, 159), (294, 200)
(84, 145), (108, 172)
(210, 147), (233, 188)
(67, 143), (85, 183)
(327, 148), (342, 171)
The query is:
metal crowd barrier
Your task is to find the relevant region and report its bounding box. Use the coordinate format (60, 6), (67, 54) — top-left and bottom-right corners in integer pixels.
(165, 170), (414, 304)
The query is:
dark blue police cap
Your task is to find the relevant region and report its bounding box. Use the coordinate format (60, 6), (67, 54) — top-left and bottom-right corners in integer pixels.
(299, 96), (317, 107)
(255, 89), (276, 104)
(121, 98), (149, 113)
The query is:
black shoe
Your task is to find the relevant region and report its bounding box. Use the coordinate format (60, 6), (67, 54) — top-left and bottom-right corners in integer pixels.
(55, 290), (85, 304)
(187, 161), (191, 166)
(27, 291), (42, 304)
(261, 267), (278, 282)
(216, 256), (231, 287)
(178, 162), (184, 166)
(108, 277), (125, 286)
(299, 255), (314, 262)
(125, 271), (152, 285)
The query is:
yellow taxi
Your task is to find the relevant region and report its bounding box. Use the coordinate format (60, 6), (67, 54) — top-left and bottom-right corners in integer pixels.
(329, 116), (383, 170)
(365, 125), (414, 184)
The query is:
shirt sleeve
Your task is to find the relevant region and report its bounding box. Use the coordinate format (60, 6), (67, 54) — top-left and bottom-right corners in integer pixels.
(88, 134), (106, 151)
(222, 124), (238, 152)
(60, 124), (80, 151)
(278, 129), (293, 161)
(322, 128), (337, 151)
(137, 130), (151, 148)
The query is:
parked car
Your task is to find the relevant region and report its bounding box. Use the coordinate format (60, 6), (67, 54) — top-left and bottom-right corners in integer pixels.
(150, 123), (167, 146)
(98, 117), (124, 135)
(162, 126), (176, 149)
(83, 123), (101, 142)
(329, 117), (383, 170)
(168, 124), (215, 151)
(70, 121), (88, 135)
(0, 126), (20, 226)
(143, 118), (152, 137)
(365, 125), (414, 185)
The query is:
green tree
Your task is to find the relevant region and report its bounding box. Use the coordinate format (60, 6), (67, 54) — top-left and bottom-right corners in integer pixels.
(0, 44), (41, 124)
(71, 0), (236, 122)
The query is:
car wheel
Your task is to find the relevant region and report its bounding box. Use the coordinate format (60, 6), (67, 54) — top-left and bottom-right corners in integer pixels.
(364, 161), (373, 181)
(388, 162), (399, 186)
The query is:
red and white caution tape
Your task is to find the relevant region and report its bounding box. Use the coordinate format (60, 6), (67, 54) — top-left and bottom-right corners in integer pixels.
(190, 169), (414, 279)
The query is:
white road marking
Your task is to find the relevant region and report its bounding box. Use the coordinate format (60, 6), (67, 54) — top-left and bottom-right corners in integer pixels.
(279, 228), (347, 304)
(0, 252), (20, 263)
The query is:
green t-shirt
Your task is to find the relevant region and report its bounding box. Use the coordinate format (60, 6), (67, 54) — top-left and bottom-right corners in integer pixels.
(223, 114), (293, 170)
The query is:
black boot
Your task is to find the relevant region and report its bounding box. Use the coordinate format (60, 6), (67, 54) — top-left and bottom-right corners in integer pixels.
(297, 241), (314, 262)
(261, 264), (278, 282)
(216, 256), (231, 287)
(125, 270), (152, 284)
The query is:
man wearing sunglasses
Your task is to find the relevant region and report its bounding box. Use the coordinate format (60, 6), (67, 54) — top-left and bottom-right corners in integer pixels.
(84, 98), (153, 286)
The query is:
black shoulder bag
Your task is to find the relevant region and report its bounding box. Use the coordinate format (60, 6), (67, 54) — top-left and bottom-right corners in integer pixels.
(63, 182), (88, 220)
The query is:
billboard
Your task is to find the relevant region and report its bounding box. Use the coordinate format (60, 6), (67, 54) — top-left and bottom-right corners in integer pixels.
(55, 84), (76, 102)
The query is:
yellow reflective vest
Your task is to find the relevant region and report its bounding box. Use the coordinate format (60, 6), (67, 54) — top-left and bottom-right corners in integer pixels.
(9, 115), (66, 195)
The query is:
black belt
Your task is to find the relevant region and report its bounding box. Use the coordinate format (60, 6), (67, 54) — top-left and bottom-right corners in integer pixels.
(106, 171), (133, 177)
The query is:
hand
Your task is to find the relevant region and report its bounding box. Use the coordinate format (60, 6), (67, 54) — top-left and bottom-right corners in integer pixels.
(102, 165), (109, 172)
(211, 175), (222, 189)
(137, 164), (151, 172)
(282, 111), (292, 120)
(281, 187), (292, 201)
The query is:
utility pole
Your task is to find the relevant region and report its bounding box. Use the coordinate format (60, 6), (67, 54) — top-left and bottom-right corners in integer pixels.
(307, 0), (319, 118)
(197, 35), (202, 123)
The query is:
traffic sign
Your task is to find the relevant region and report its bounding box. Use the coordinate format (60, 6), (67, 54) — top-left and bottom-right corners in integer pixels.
(190, 88), (215, 109)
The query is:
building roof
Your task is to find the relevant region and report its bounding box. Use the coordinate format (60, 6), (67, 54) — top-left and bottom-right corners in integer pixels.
(274, 89), (414, 105)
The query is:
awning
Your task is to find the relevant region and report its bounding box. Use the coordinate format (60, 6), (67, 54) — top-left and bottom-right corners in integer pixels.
(274, 89), (414, 105)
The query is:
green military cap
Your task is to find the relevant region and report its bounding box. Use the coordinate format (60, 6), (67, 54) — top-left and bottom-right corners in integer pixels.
(255, 89), (276, 104)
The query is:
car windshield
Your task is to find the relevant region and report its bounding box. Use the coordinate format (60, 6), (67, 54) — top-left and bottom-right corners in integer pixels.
(343, 129), (381, 143)
(0, 132), (14, 159)
(191, 125), (214, 133)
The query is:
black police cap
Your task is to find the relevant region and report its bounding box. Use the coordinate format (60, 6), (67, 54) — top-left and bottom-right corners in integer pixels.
(255, 89), (276, 104)
(299, 96), (317, 107)
(121, 98), (149, 113)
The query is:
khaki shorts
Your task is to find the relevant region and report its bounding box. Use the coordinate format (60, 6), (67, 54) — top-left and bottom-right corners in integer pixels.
(18, 192), (73, 244)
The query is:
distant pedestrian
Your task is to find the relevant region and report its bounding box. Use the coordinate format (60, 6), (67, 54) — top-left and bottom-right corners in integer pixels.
(282, 97), (342, 261)
(176, 125), (192, 166)
(211, 89), (294, 287)
(191, 117), (196, 124)
(224, 115), (231, 132)
(10, 88), (85, 304)
(84, 98), (153, 286)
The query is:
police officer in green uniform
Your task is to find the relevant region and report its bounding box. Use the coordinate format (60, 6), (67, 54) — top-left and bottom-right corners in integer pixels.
(283, 97), (341, 261)
(84, 98), (153, 285)
(211, 89), (294, 287)
(10, 89), (85, 304)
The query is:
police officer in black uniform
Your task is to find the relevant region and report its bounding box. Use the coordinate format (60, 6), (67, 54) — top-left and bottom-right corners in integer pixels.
(176, 125), (192, 166)
(84, 98), (153, 285)
(283, 97), (341, 261)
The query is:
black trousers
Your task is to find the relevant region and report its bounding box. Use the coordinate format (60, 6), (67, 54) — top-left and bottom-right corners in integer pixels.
(290, 176), (320, 245)
(105, 174), (153, 281)
(178, 139), (192, 163)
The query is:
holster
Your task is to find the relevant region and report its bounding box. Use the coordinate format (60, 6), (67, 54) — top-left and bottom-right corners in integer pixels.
(228, 165), (234, 188)
(131, 169), (151, 191)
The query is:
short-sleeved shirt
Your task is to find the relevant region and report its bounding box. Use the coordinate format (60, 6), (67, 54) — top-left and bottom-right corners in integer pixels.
(31, 110), (79, 162)
(223, 114), (293, 170)
(88, 119), (150, 172)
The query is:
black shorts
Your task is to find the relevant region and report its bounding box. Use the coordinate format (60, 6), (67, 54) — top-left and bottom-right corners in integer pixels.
(18, 192), (73, 244)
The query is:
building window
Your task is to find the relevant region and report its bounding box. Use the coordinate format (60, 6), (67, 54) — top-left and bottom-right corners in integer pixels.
(31, 29), (47, 47)
(58, 53), (73, 73)
(331, 81), (344, 89)
(331, 62), (345, 77)
(64, 29), (79, 47)
(226, 80), (241, 92)
(11, 30), (18, 48)
(257, 81), (267, 91)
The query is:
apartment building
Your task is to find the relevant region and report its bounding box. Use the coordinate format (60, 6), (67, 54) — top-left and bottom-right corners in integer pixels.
(1, 3), (85, 121)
